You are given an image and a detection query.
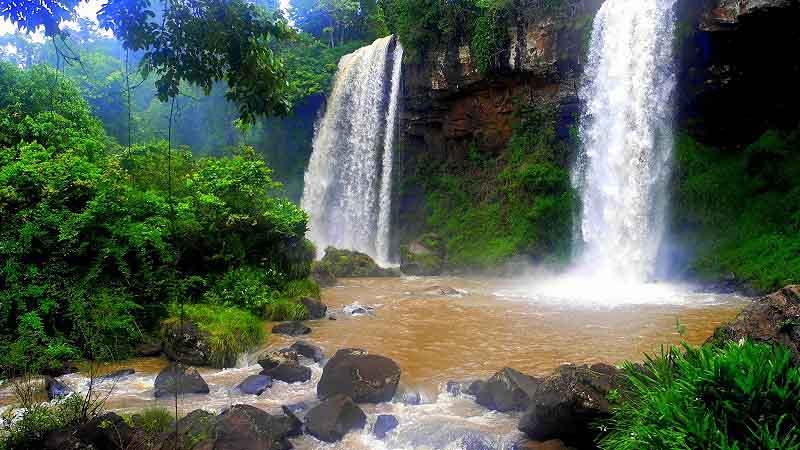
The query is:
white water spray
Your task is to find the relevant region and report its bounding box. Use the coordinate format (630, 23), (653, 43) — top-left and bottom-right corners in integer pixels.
(573, 0), (677, 282)
(301, 36), (403, 266)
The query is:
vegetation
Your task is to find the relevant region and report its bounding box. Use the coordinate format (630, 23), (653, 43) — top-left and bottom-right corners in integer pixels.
(0, 62), (313, 375)
(0, 395), (87, 450)
(413, 101), (574, 269)
(671, 129), (800, 292)
(164, 304), (264, 368)
(600, 341), (800, 450)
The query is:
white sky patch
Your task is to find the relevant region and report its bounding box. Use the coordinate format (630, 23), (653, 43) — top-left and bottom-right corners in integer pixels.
(0, 0), (111, 40)
(2, 43), (18, 55)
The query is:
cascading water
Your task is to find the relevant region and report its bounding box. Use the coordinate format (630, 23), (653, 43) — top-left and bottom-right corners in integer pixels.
(301, 36), (403, 266)
(572, 0), (677, 282)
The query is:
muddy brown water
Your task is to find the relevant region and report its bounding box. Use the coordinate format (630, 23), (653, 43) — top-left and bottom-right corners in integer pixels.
(0, 276), (747, 449)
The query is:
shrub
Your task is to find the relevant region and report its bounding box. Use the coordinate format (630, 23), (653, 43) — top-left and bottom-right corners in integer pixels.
(129, 406), (174, 448)
(0, 395), (85, 450)
(599, 341), (800, 450)
(165, 304), (264, 368)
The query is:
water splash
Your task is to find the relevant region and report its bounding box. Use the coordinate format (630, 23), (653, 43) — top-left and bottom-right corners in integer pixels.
(302, 36), (403, 266)
(573, 0), (677, 282)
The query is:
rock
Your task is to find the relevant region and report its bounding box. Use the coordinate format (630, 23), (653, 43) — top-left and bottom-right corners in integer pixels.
(161, 405), (295, 450)
(700, 0), (796, 31)
(258, 350), (312, 383)
(319, 247), (400, 278)
(304, 394), (367, 443)
(97, 368), (135, 383)
(301, 297), (328, 319)
(343, 303), (375, 316)
(272, 321), (311, 336)
(235, 375), (273, 396)
(62, 412), (133, 450)
(447, 379), (485, 396)
(45, 376), (72, 401)
(475, 368), (541, 412)
(311, 261), (337, 288)
(401, 234), (444, 276)
(512, 438), (576, 450)
(708, 285), (800, 362)
(280, 405), (304, 437)
(153, 363), (210, 398)
(40, 362), (78, 378)
(162, 319), (216, 367)
(422, 285), (464, 297)
(372, 414), (399, 439)
(287, 340), (325, 362)
(317, 348), (401, 403)
(518, 363), (622, 447)
(135, 338), (163, 357)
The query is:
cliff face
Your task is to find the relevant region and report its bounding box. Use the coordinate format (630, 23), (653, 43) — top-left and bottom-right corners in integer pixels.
(395, 0), (800, 252)
(677, 0), (800, 148)
(396, 0), (604, 243)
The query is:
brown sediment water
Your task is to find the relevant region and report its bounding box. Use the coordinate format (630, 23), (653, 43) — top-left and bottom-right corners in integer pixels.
(0, 276), (747, 450)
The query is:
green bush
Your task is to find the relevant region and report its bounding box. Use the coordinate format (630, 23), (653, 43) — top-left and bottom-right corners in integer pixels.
(599, 341), (800, 450)
(165, 304), (264, 368)
(0, 395), (85, 450)
(672, 130), (800, 292)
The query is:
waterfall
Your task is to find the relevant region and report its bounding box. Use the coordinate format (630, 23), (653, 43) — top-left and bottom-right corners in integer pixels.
(301, 36), (403, 266)
(573, 0), (677, 282)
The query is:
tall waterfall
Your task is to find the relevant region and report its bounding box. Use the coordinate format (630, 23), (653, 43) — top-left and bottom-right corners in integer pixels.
(301, 36), (403, 266)
(573, 0), (677, 282)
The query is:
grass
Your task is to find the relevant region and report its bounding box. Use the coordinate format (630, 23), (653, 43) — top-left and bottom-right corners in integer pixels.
(671, 129), (800, 292)
(599, 341), (800, 450)
(165, 304), (264, 368)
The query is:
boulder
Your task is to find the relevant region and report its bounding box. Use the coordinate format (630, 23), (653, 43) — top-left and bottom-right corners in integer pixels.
(162, 319), (214, 367)
(235, 375), (273, 396)
(512, 439), (576, 450)
(304, 394), (367, 443)
(343, 303), (375, 316)
(518, 363), (621, 447)
(258, 350), (312, 383)
(160, 405), (295, 450)
(708, 285), (800, 362)
(475, 368), (541, 412)
(272, 321), (311, 336)
(45, 376), (72, 401)
(287, 340), (325, 362)
(45, 412), (134, 450)
(153, 363), (210, 398)
(280, 405), (304, 437)
(447, 379), (484, 397)
(40, 362), (78, 378)
(135, 338), (163, 357)
(301, 297), (328, 319)
(97, 368), (135, 383)
(317, 348), (401, 403)
(400, 234), (444, 276)
(372, 414), (399, 439)
(319, 247), (400, 278)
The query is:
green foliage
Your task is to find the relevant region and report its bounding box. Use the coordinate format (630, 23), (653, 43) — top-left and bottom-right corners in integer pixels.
(0, 395), (85, 450)
(281, 35), (368, 102)
(0, 64), (312, 372)
(599, 341), (800, 450)
(165, 304), (264, 368)
(672, 130), (800, 292)
(417, 102), (574, 269)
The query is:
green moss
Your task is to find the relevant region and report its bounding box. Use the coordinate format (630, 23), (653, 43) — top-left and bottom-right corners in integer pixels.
(672, 130), (800, 292)
(319, 247), (398, 277)
(416, 101), (575, 270)
(165, 304), (264, 368)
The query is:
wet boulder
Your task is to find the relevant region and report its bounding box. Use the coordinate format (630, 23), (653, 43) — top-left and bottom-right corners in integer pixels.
(280, 405), (304, 437)
(235, 375), (273, 396)
(475, 368), (541, 412)
(272, 321), (311, 336)
(319, 247), (400, 278)
(373, 414), (399, 439)
(317, 348), (401, 403)
(258, 350), (312, 383)
(287, 340), (325, 362)
(518, 363), (621, 447)
(512, 438), (576, 450)
(162, 319), (214, 367)
(301, 297), (328, 320)
(45, 376), (72, 401)
(447, 379), (485, 397)
(708, 285), (800, 362)
(153, 363), (210, 398)
(44, 412), (134, 450)
(304, 394), (367, 443)
(160, 405), (296, 450)
(97, 368), (135, 383)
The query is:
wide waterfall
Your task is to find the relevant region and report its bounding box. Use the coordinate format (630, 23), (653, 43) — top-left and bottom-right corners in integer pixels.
(573, 0), (677, 282)
(301, 36), (403, 266)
